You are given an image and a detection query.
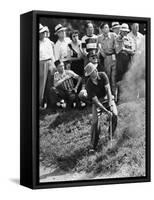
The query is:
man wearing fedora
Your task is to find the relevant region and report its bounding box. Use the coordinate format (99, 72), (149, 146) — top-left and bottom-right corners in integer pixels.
(115, 23), (135, 82)
(78, 51), (103, 104)
(54, 24), (71, 64)
(84, 62), (118, 151)
(115, 23), (135, 102)
(111, 22), (121, 36)
(39, 24), (56, 108)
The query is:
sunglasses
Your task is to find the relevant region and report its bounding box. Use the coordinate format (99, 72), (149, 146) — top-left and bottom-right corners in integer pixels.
(72, 34), (78, 38)
(58, 64), (64, 67)
(90, 56), (97, 59)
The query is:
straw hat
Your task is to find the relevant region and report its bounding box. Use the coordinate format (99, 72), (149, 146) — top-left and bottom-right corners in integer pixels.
(44, 26), (49, 33)
(39, 24), (43, 30)
(84, 62), (97, 77)
(39, 24), (48, 33)
(111, 22), (120, 30)
(54, 24), (67, 35)
(120, 23), (130, 32)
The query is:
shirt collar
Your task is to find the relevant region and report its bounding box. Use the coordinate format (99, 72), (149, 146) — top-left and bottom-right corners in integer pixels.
(86, 34), (94, 37)
(130, 31), (140, 38)
(58, 37), (67, 43)
(102, 32), (111, 39)
(117, 34), (123, 41)
(58, 70), (66, 77)
(91, 74), (101, 85)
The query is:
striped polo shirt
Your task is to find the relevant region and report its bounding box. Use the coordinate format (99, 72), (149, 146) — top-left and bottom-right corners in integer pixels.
(81, 34), (98, 52)
(54, 70), (78, 91)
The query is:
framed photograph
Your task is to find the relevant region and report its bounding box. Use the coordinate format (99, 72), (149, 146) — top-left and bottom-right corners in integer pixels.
(20, 10), (151, 189)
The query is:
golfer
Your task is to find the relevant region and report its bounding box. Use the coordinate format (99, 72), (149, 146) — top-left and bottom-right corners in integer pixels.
(84, 62), (118, 152)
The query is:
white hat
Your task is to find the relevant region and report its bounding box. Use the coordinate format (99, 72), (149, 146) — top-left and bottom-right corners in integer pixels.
(120, 23), (130, 32)
(44, 26), (49, 33)
(54, 24), (67, 35)
(39, 24), (48, 33)
(39, 24), (43, 30)
(111, 22), (120, 29)
(84, 62), (97, 77)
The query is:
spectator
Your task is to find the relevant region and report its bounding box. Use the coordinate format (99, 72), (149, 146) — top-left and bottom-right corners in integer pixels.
(98, 22), (117, 99)
(44, 26), (50, 38)
(81, 21), (98, 64)
(127, 23), (144, 55)
(115, 23), (135, 102)
(47, 60), (82, 112)
(67, 30), (84, 76)
(54, 24), (71, 66)
(39, 24), (56, 108)
(115, 23), (135, 83)
(127, 23), (145, 99)
(111, 22), (121, 36)
(85, 62), (118, 151)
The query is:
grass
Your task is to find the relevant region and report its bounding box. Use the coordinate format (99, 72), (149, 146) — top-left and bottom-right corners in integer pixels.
(40, 98), (145, 178)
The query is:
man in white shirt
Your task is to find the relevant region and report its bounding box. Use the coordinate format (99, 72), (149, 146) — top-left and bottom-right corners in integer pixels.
(39, 24), (56, 108)
(127, 23), (145, 99)
(54, 24), (71, 64)
(127, 23), (144, 56)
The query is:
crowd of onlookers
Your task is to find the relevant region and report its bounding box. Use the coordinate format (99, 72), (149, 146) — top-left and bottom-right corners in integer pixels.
(39, 21), (145, 113)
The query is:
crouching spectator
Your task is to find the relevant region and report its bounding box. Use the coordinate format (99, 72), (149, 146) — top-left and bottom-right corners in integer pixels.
(47, 60), (82, 112)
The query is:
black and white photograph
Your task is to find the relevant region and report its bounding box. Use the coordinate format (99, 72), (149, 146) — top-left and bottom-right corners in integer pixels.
(38, 13), (149, 184)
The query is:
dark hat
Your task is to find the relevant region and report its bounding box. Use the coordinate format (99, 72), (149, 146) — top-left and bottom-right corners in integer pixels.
(54, 60), (63, 67)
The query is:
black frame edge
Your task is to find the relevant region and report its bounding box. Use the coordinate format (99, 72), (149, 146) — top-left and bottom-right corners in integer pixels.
(145, 18), (151, 182)
(20, 11), (33, 189)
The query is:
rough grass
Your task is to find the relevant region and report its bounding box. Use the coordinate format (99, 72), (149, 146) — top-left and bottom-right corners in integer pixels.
(40, 98), (145, 178)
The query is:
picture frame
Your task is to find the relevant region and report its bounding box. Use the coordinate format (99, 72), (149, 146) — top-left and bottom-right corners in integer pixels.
(20, 10), (151, 189)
